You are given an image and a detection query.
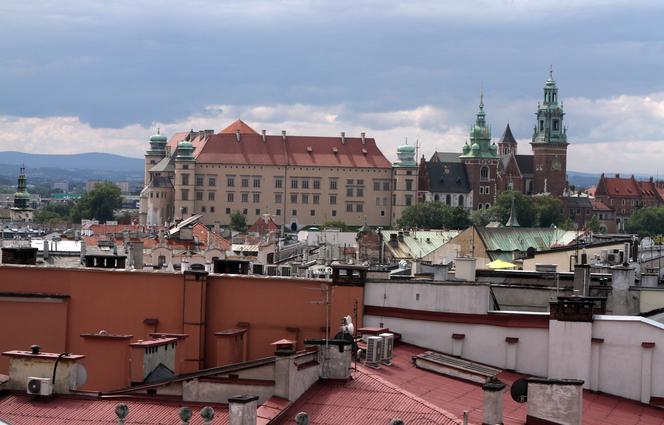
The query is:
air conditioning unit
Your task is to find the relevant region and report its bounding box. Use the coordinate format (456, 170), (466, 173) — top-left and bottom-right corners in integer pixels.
(607, 253), (617, 264)
(379, 333), (394, 364)
(365, 336), (383, 368)
(27, 377), (53, 396)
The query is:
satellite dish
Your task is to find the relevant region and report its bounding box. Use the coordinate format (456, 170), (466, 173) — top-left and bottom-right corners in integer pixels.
(74, 364), (88, 388)
(510, 378), (528, 403)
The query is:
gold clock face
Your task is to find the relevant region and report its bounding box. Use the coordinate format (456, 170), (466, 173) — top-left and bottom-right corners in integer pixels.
(552, 157), (562, 171)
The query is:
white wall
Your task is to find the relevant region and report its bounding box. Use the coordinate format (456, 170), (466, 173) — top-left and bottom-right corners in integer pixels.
(364, 315), (549, 376)
(365, 281), (490, 315)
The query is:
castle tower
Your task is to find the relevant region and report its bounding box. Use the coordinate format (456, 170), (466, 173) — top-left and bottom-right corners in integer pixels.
(173, 138), (196, 221)
(531, 68), (568, 196)
(460, 93), (500, 210)
(498, 124), (517, 156)
(391, 143), (418, 226)
(144, 130), (168, 185)
(10, 166), (34, 222)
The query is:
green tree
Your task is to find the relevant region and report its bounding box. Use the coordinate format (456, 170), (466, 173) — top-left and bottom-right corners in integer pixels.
(471, 208), (499, 227)
(397, 202), (471, 229)
(585, 215), (601, 233)
(229, 211), (248, 232)
(34, 202), (74, 225)
(625, 206), (664, 236)
(532, 195), (564, 227)
(322, 220), (351, 231)
(70, 182), (122, 223)
(558, 218), (577, 231)
(492, 191), (537, 227)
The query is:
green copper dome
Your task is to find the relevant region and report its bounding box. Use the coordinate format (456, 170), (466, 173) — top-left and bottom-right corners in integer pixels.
(175, 140), (195, 161)
(150, 132), (167, 143)
(462, 143), (471, 155)
(393, 144), (416, 167)
(471, 143), (480, 153)
(147, 129), (168, 155)
(460, 93), (499, 160)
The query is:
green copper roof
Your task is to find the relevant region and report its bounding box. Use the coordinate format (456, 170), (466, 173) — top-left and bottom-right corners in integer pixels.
(460, 93), (499, 159)
(175, 140), (195, 161)
(393, 143), (416, 167)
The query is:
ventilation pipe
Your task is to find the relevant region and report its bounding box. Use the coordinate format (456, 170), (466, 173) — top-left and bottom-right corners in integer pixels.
(282, 130), (287, 141)
(340, 131), (345, 144)
(261, 130), (267, 143)
(235, 129), (241, 142)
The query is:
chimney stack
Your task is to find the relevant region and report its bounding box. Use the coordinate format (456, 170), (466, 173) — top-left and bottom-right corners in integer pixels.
(228, 395), (259, 425)
(282, 130), (287, 141)
(361, 132), (366, 145)
(236, 129), (241, 142)
(455, 257), (477, 282)
(261, 129), (267, 143)
(340, 131), (345, 144)
(482, 378), (506, 425)
(527, 378), (584, 425)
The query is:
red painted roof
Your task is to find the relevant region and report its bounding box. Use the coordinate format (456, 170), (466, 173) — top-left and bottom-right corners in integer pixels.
(369, 343), (664, 425)
(195, 133), (392, 168)
(220, 119), (259, 135)
(0, 394), (228, 424)
(275, 365), (461, 424)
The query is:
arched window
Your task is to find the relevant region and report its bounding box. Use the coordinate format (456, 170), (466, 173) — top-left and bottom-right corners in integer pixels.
(446, 195), (451, 205)
(478, 204), (483, 210)
(485, 203), (491, 209)
(458, 195), (464, 206)
(434, 194), (440, 201)
(480, 166), (489, 181)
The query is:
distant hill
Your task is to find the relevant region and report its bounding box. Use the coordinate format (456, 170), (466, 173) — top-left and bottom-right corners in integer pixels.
(0, 151), (144, 182)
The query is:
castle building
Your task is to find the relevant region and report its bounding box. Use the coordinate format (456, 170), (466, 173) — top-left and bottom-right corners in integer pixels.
(419, 71), (570, 209)
(140, 121), (417, 230)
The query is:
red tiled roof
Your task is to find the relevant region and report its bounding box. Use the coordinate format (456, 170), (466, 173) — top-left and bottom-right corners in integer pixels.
(192, 223), (231, 251)
(166, 131), (189, 151)
(275, 365), (461, 424)
(0, 394), (228, 424)
(88, 224), (142, 235)
(598, 177), (641, 198)
(220, 119), (259, 135)
(591, 199), (612, 211)
(370, 343), (664, 425)
(195, 132), (392, 169)
(638, 180), (661, 198)
(249, 216), (280, 234)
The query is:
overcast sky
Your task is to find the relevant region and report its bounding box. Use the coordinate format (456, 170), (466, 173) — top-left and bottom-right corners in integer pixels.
(2, 0), (664, 174)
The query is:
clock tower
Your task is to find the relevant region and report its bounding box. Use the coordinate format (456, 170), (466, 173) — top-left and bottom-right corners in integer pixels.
(531, 68), (568, 196)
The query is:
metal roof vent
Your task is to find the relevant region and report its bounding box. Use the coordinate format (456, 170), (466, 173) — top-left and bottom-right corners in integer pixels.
(261, 129), (267, 143)
(281, 130), (287, 141)
(235, 129), (241, 142)
(361, 132), (366, 145)
(340, 132), (345, 144)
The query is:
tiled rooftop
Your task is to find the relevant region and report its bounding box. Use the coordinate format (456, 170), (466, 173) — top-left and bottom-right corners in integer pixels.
(0, 394), (228, 424)
(371, 343), (664, 425)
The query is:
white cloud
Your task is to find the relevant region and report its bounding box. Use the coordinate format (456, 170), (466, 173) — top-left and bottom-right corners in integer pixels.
(2, 90), (664, 175)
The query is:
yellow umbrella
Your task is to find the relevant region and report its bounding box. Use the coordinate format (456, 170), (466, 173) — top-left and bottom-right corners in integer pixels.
(487, 259), (517, 269)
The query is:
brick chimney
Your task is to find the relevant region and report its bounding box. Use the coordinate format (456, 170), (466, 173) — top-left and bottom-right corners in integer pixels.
(527, 378), (583, 425)
(228, 395), (259, 425)
(2, 347), (86, 394)
(80, 331), (133, 391)
(129, 337), (178, 385)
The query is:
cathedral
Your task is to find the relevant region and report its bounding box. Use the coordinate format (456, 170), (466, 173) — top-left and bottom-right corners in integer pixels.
(418, 70), (569, 210)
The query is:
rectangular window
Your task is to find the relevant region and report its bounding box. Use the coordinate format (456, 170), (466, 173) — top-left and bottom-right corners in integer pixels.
(553, 119), (559, 131)
(196, 191), (203, 201)
(210, 206), (215, 213)
(302, 194), (309, 204)
(196, 175), (204, 186)
(227, 193), (234, 202)
(181, 189), (189, 201)
(381, 210), (385, 216)
(313, 180), (320, 189)
(383, 181), (390, 191)
(330, 179), (337, 190)
(208, 177), (216, 187)
(405, 179), (413, 191)
(292, 209), (297, 216)
(291, 178), (298, 189)
(208, 192), (215, 201)
(226, 207), (231, 214)
(405, 195), (413, 206)
(330, 195), (337, 205)
(241, 178), (249, 188)
(255, 208), (260, 215)
(356, 188), (364, 197)
(242, 208), (248, 215)
(346, 187), (354, 197)
(291, 193), (298, 204)
(356, 203), (363, 213)
(374, 181), (380, 191)
(302, 180), (309, 189)
(356, 179), (364, 185)
(332, 210), (337, 217)
(275, 178), (283, 189)
(253, 178), (260, 188)
(182, 174), (189, 185)
(276, 208), (281, 216)
(253, 193), (260, 203)
(227, 177), (235, 187)
(313, 194), (320, 204)
(346, 203), (353, 212)
(392, 194), (396, 205)
(201, 206), (206, 213)
(310, 209), (315, 216)
(182, 207), (188, 214)
(241, 193), (248, 203)
(376, 197), (381, 206)
(347, 179), (354, 185)
(275, 193), (282, 204)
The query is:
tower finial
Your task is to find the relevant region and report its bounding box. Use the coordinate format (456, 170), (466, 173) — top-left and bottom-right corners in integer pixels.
(157, 127), (160, 134)
(480, 86), (484, 108)
(549, 64), (553, 79)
